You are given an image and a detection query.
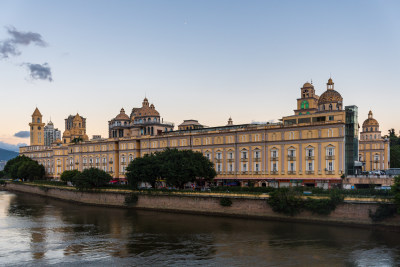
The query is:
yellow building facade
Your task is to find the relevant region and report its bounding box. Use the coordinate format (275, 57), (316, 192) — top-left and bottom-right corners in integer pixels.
(21, 79), (370, 188)
(29, 108), (45, 146)
(359, 111), (390, 172)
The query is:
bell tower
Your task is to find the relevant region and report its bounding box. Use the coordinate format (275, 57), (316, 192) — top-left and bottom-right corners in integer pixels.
(29, 108), (45, 146)
(295, 82), (319, 115)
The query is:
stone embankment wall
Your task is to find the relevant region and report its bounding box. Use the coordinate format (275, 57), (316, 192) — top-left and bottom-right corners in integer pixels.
(5, 183), (400, 228)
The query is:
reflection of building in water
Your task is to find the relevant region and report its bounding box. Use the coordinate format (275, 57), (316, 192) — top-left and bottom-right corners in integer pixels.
(20, 79), (390, 188)
(30, 228), (46, 260)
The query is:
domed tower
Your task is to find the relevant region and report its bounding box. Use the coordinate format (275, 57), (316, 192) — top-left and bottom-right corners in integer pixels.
(129, 97), (174, 136)
(29, 107), (45, 146)
(295, 82), (319, 115)
(317, 78), (343, 112)
(142, 97), (149, 107)
(108, 108), (131, 138)
(360, 111), (380, 141)
(359, 110), (390, 172)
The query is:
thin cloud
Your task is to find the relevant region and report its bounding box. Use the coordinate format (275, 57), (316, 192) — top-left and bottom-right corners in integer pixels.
(0, 40), (19, 58)
(14, 131), (30, 138)
(0, 141), (26, 152)
(0, 26), (47, 59)
(24, 62), (53, 82)
(7, 26), (47, 46)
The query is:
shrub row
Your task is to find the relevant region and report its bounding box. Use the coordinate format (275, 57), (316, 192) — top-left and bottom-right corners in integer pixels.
(266, 188), (344, 216)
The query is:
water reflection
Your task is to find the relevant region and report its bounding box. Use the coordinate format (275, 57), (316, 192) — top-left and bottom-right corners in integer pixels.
(0, 190), (400, 266)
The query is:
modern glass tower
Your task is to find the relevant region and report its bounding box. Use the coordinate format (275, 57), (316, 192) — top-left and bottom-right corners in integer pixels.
(345, 105), (359, 175)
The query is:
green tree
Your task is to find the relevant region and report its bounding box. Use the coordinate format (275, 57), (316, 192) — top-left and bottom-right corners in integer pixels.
(126, 148), (216, 190)
(388, 129), (400, 168)
(392, 175), (400, 214)
(126, 154), (160, 189)
(0, 170), (5, 178)
(158, 148), (216, 189)
(16, 161), (45, 181)
(4, 155), (32, 178)
(74, 168), (112, 190)
(71, 137), (83, 144)
(391, 146), (400, 168)
(60, 170), (81, 184)
(267, 188), (304, 216)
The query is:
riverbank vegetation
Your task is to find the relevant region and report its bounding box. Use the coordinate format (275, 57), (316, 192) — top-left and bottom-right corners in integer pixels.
(3, 155), (45, 181)
(266, 188), (344, 216)
(125, 148), (216, 189)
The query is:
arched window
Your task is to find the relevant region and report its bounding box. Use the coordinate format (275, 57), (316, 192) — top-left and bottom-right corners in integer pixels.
(301, 101), (309, 109)
(37, 118), (40, 123)
(329, 104), (333, 110)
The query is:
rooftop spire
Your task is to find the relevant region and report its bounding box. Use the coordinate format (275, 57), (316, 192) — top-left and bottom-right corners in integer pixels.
(327, 77), (334, 90)
(32, 107), (42, 117)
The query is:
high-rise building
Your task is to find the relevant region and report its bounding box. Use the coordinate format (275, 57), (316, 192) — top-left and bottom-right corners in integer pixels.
(44, 121), (61, 146)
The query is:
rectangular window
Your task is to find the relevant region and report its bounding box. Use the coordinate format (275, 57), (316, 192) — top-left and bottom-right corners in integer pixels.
(308, 162), (313, 171)
(328, 161), (333, 171)
(271, 162), (277, 172)
(242, 163), (247, 171)
(290, 162), (295, 171)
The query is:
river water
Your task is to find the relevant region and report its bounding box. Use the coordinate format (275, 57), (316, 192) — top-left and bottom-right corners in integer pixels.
(0, 191), (400, 266)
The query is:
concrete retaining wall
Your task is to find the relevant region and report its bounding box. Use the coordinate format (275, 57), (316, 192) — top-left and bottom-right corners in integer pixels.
(5, 183), (400, 228)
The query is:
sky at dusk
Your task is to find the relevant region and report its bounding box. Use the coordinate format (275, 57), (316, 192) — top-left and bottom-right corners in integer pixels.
(1, 0), (400, 151)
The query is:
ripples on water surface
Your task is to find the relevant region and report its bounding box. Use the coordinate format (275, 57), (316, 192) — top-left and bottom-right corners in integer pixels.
(0, 191), (400, 266)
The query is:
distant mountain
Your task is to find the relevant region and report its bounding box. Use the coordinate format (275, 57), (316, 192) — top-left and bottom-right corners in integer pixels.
(0, 148), (18, 161)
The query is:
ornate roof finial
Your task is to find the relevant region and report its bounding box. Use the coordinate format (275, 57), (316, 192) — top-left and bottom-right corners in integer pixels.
(227, 116), (233, 125)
